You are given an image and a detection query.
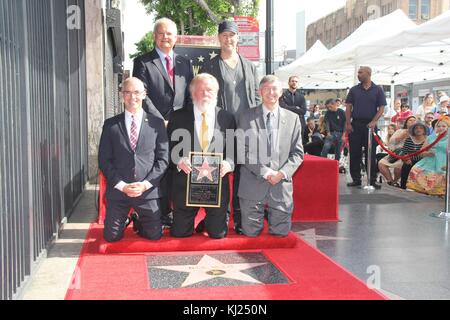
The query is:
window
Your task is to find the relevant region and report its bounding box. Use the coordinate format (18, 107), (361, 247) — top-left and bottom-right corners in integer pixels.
(409, 0), (418, 20)
(421, 0), (430, 20)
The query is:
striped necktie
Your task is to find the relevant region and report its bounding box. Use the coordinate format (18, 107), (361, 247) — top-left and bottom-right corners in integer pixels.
(130, 115), (138, 151)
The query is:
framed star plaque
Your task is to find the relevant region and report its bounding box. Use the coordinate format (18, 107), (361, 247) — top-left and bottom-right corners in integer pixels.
(186, 152), (223, 208)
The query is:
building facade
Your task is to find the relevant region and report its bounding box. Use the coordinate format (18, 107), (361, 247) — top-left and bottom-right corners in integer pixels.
(306, 0), (450, 49)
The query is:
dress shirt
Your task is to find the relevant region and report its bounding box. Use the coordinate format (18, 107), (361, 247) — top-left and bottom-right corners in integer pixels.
(261, 105), (287, 180)
(194, 105), (216, 146)
(155, 47), (174, 76)
(115, 108), (152, 192)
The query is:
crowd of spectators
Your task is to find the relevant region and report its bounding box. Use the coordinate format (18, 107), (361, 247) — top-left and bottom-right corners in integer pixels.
(301, 91), (449, 196)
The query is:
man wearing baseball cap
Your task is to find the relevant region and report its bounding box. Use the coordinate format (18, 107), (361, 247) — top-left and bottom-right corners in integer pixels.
(200, 20), (261, 235)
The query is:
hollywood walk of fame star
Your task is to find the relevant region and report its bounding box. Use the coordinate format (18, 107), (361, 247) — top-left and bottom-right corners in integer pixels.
(209, 51), (218, 60)
(194, 159), (217, 182)
(152, 255), (268, 287)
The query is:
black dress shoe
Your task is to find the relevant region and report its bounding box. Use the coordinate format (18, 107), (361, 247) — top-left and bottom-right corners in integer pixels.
(347, 181), (361, 187)
(126, 212), (139, 233)
(161, 212), (173, 229)
(234, 225), (244, 235)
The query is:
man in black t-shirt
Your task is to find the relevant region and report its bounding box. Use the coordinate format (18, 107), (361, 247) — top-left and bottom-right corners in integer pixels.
(345, 66), (387, 189)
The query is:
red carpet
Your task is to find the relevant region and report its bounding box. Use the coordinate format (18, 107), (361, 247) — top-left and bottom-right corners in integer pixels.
(292, 155), (339, 222)
(99, 226), (298, 254)
(65, 224), (386, 300)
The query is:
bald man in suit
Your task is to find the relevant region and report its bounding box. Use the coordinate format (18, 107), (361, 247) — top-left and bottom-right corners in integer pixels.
(99, 77), (169, 242)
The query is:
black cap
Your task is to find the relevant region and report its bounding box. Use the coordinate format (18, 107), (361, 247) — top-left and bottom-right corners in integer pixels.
(218, 20), (239, 34)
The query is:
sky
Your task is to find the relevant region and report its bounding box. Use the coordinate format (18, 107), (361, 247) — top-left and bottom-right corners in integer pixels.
(260, 0), (347, 51)
(122, 0), (347, 70)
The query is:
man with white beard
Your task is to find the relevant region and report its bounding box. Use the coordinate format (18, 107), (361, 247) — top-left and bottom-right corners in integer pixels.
(167, 73), (236, 238)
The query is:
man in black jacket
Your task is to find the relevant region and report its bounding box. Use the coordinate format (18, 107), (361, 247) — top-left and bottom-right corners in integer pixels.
(200, 20), (260, 234)
(279, 76), (307, 130)
(168, 73), (236, 238)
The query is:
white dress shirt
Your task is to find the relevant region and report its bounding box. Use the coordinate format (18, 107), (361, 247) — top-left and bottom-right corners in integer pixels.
(194, 105), (216, 147)
(261, 105), (287, 180)
(125, 108), (144, 141)
(155, 47), (174, 76)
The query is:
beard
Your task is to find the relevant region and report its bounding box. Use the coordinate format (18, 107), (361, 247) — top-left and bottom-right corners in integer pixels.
(193, 97), (218, 113)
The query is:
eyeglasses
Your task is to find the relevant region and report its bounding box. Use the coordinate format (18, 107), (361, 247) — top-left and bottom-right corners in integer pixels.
(122, 91), (145, 97)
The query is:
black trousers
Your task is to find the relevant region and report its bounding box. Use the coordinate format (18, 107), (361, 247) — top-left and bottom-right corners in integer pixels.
(232, 165), (242, 228)
(159, 169), (172, 225)
(104, 198), (162, 242)
(400, 162), (418, 189)
(348, 120), (378, 183)
(170, 183), (230, 239)
(304, 141), (324, 156)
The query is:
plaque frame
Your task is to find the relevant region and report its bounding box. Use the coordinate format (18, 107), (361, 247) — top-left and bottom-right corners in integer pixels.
(186, 152), (223, 208)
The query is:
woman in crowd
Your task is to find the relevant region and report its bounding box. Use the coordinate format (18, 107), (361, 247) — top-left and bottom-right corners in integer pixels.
(399, 122), (428, 189)
(415, 93), (436, 121)
(378, 116), (417, 186)
(407, 116), (450, 196)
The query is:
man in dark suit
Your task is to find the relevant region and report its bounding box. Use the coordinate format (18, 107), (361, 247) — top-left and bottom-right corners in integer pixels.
(200, 20), (261, 234)
(99, 77), (169, 242)
(167, 73), (236, 239)
(133, 17), (194, 227)
(279, 75), (307, 130)
(133, 17), (194, 120)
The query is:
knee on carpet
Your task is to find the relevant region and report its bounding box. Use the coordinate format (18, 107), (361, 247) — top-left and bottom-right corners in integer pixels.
(140, 233), (162, 241)
(208, 231), (227, 239)
(103, 231), (124, 243)
(170, 230), (193, 238)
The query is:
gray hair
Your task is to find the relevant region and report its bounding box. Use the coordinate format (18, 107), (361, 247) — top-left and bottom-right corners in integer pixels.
(153, 17), (178, 35)
(259, 75), (281, 89)
(189, 73), (219, 94)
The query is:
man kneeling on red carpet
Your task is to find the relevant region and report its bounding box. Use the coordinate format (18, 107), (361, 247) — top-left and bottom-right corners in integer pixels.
(99, 78), (169, 242)
(237, 75), (304, 237)
(168, 73), (236, 239)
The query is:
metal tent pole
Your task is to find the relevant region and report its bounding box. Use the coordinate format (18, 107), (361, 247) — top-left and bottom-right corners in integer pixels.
(364, 127), (375, 192)
(431, 128), (450, 220)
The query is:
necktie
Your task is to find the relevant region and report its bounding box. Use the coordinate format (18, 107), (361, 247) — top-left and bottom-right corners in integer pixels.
(165, 55), (174, 85)
(201, 112), (209, 152)
(130, 115), (138, 151)
(266, 112), (273, 155)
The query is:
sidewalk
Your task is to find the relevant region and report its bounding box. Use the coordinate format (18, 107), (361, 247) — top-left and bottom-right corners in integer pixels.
(19, 185), (98, 300)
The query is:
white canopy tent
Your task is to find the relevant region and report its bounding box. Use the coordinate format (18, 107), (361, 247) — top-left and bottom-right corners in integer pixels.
(275, 10), (450, 89)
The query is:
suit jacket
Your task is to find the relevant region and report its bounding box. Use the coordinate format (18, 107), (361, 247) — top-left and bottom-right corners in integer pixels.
(98, 111), (169, 201)
(133, 49), (194, 120)
(200, 54), (261, 113)
(167, 107), (236, 201)
(279, 89), (307, 129)
(237, 105), (304, 203)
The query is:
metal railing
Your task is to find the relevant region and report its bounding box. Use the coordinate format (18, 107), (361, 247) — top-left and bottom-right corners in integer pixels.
(0, 0), (88, 300)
